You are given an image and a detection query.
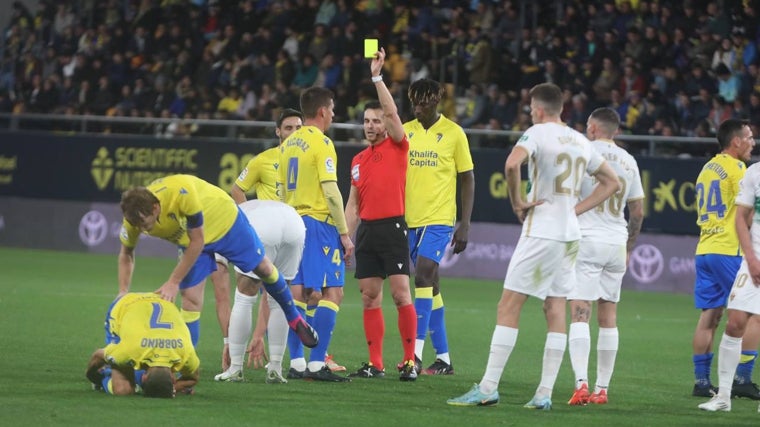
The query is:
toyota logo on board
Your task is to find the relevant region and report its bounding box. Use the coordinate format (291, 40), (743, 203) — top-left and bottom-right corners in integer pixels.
(79, 210), (108, 247)
(628, 244), (664, 284)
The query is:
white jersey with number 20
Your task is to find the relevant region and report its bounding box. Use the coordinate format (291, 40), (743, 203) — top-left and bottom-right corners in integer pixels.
(516, 122), (605, 242)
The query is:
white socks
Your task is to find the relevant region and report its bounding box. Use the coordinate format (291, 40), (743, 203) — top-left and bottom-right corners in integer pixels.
(718, 333), (742, 399)
(569, 322), (591, 386)
(479, 325), (518, 395)
(536, 332), (567, 398)
(228, 289), (258, 370)
(415, 339), (425, 361)
(266, 293), (289, 370)
(596, 327), (619, 390)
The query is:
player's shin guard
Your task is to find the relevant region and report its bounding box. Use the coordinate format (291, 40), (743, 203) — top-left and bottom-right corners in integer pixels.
(736, 350), (758, 384)
(363, 307), (385, 369)
(307, 300), (339, 369)
(414, 287), (433, 359)
(430, 293), (450, 363)
(261, 266), (300, 323)
(181, 309), (201, 346)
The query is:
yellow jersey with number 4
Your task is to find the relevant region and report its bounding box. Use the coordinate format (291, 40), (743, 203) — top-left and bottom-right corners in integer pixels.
(695, 153), (745, 256)
(278, 125), (338, 221)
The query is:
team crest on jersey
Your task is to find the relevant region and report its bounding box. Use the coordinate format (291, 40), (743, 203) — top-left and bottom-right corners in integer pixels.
(351, 164), (360, 181)
(179, 187), (188, 194)
(408, 132), (414, 139)
(325, 157), (336, 174)
(322, 246), (330, 255)
(436, 133), (443, 142)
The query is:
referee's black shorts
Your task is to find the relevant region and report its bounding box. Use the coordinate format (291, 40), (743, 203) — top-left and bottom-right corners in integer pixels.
(354, 216), (410, 279)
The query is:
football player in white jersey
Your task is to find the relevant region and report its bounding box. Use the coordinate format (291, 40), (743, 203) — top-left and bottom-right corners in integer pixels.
(700, 129), (760, 413)
(213, 200), (306, 383)
(448, 83), (620, 409)
(566, 107), (645, 406)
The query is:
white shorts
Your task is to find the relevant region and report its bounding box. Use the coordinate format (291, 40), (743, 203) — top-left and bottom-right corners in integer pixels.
(567, 240), (626, 303)
(214, 202), (306, 281)
(504, 236), (579, 300)
(727, 259), (760, 315)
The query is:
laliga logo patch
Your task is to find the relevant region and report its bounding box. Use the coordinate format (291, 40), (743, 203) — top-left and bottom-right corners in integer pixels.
(325, 157), (336, 174)
(351, 164), (360, 181)
(628, 244), (664, 284)
(79, 210), (109, 247)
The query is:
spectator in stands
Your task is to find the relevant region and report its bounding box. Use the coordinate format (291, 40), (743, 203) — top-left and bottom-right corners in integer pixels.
(293, 54), (318, 88)
(619, 63), (647, 100)
(715, 63), (740, 103)
(459, 84), (489, 129)
(3, 0), (759, 142)
(708, 96), (735, 133)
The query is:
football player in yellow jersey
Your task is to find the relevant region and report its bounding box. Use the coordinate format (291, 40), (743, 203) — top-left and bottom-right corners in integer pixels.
(211, 108), (303, 373)
(692, 119), (760, 399)
(118, 174), (318, 351)
(85, 293), (199, 397)
(402, 78), (474, 375)
(278, 86), (354, 382)
(230, 109), (305, 204)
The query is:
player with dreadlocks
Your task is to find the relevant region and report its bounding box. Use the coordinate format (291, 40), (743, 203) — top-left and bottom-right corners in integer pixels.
(400, 78), (475, 376)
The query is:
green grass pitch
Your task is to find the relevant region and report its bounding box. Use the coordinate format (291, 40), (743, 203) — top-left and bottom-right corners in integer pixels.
(0, 247), (754, 426)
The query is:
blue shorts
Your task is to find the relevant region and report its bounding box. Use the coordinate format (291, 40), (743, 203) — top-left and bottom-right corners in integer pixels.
(181, 208), (266, 288)
(103, 295), (123, 345)
(694, 254), (742, 309)
(408, 225), (453, 266)
(292, 215), (345, 290)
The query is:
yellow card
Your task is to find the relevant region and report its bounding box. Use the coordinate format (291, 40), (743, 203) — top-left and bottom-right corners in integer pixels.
(364, 39), (378, 58)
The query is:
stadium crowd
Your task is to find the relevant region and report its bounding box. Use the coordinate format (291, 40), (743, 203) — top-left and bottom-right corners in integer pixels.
(2, 0), (760, 145)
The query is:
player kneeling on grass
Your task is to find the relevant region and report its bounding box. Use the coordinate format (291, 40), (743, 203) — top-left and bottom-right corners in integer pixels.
(85, 293), (200, 397)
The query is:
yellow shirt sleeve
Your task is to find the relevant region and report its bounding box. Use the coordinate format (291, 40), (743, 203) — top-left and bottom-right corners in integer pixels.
(235, 157), (260, 192)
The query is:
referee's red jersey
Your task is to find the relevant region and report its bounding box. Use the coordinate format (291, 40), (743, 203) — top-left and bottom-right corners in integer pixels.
(350, 136), (409, 221)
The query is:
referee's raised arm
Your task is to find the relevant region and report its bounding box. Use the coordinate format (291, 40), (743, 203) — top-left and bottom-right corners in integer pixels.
(370, 47), (405, 144)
